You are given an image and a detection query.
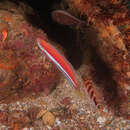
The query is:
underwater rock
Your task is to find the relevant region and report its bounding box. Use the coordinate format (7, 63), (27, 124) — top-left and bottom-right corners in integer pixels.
(0, 1), (61, 102)
(65, 0), (129, 116)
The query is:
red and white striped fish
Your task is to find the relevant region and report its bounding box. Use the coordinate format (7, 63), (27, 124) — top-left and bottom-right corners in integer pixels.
(36, 38), (79, 88)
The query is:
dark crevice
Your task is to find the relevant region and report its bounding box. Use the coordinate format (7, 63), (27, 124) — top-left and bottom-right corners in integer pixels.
(19, 0), (83, 69)
(88, 43), (121, 115)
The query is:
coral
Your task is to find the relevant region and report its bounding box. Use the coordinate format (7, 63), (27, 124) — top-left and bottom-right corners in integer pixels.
(65, 0), (129, 116)
(0, 1), (61, 102)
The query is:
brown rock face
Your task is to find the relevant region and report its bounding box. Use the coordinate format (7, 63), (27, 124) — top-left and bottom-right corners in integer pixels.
(0, 1), (61, 102)
(65, 0), (129, 116)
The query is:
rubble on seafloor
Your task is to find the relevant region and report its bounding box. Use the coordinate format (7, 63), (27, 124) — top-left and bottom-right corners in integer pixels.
(0, 0), (129, 129)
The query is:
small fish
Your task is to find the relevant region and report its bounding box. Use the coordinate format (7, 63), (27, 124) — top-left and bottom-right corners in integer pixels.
(51, 10), (86, 29)
(83, 77), (99, 106)
(36, 38), (79, 88)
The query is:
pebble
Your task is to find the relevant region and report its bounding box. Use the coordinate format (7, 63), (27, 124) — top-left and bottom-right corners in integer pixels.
(80, 115), (86, 120)
(36, 109), (47, 119)
(16, 101), (20, 105)
(126, 72), (130, 78)
(97, 116), (106, 124)
(0, 104), (7, 111)
(115, 128), (120, 130)
(55, 118), (61, 126)
(34, 120), (44, 129)
(22, 128), (28, 130)
(22, 127), (34, 130)
(61, 97), (71, 105)
(42, 112), (56, 126)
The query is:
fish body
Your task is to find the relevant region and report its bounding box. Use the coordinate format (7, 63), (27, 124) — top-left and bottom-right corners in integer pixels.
(36, 38), (79, 88)
(51, 10), (86, 28)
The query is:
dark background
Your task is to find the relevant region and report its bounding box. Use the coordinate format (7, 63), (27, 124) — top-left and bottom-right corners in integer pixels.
(20, 0), (83, 69)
